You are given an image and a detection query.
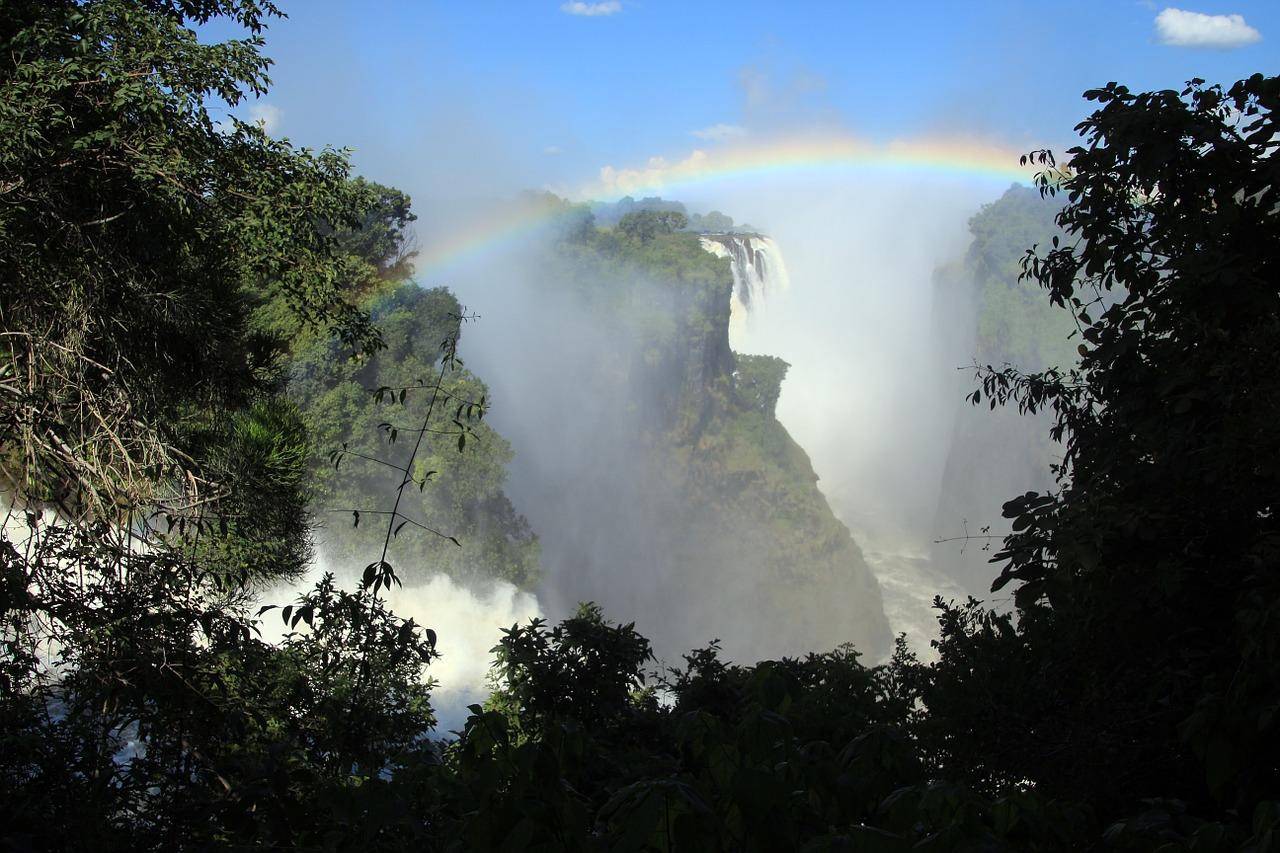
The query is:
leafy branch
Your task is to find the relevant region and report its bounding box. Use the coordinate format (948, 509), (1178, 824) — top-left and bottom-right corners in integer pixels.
(337, 309), (485, 595)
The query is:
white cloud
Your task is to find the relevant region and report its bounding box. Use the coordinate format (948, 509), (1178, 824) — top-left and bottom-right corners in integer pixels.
(543, 145), (563, 155)
(248, 102), (283, 134)
(691, 123), (748, 142)
(560, 1), (621, 16)
(594, 150), (711, 197)
(1155, 8), (1261, 48)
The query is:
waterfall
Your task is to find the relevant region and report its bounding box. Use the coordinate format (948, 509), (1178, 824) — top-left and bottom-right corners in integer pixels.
(698, 233), (790, 348)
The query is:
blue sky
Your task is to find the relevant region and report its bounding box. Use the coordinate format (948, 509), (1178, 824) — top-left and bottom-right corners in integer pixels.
(213, 2), (1278, 203)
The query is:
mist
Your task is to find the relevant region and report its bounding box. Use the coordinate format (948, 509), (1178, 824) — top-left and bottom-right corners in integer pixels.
(279, 155), (1053, 674)
(450, 249), (759, 663)
(393, 167), (1012, 663)
(284, 50), (1060, 659)
(666, 173), (1020, 648)
(259, 553), (541, 733)
(268, 15), (1058, 658)
(710, 176), (986, 543)
(383, 575), (539, 731)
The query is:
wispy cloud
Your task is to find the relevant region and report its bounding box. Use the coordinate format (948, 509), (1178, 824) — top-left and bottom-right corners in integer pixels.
(560, 1), (621, 16)
(248, 103), (283, 134)
(1155, 8), (1261, 48)
(691, 123), (748, 142)
(543, 145), (563, 156)
(734, 61), (835, 131)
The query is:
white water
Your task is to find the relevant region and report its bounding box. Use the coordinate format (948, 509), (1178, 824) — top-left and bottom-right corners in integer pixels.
(260, 558), (541, 732)
(698, 234), (791, 350)
(855, 538), (968, 661)
(384, 575), (540, 730)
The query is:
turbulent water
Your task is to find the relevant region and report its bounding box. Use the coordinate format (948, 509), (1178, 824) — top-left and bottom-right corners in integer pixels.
(854, 540), (969, 660)
(698, 234), (790, 349)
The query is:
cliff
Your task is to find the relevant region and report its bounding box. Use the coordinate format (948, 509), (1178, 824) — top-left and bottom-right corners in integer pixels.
(490, 212), (891, 663)
(930, 185), (1072, 596)
(287, 283), (541, 589)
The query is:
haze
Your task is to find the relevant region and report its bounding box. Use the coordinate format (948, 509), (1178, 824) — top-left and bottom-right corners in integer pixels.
(222, 0), (1276, 683)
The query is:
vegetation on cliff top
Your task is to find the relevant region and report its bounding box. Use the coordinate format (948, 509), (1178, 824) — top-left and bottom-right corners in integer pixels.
(251, 176), (539, 589)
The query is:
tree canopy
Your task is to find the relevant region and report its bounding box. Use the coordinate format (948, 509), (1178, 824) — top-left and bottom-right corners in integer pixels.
(1, 3), (440, 847)
(617, 209), (690, 242)
(1, 0), (381, 531)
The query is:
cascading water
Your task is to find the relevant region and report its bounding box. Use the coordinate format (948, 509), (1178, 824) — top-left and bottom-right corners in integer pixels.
(698, 234), (790, 348)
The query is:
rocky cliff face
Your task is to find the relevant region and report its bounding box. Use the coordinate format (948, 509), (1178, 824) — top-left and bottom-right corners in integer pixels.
(483, 223), (891, 663)
(930, 186), (1071, 596)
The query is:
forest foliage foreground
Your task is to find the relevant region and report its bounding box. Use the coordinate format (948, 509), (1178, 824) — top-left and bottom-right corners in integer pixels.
(3, 2), (1280, 850)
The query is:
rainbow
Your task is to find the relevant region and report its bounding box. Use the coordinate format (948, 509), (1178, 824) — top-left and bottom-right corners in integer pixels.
(414, 201), (562, 284)
(414, 134), (1038, 281)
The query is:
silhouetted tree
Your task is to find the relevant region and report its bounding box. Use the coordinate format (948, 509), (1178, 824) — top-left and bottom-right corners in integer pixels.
(930, 74), (1280, 824)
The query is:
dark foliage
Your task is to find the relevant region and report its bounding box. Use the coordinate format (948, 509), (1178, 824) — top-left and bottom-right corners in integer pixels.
(953, 73), (1280, 824)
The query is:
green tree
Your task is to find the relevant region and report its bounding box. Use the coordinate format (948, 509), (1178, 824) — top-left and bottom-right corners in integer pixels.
(932, 74), (1280, 825)
(436, 607), (1091, 852)
(333, 178), (418, 281)
(617, 209), (690, 242)
(290, 284), (541, 588)
(491, 602), (654, 730)
(0, 0), (384, 529)
(0, 3), (442, 848)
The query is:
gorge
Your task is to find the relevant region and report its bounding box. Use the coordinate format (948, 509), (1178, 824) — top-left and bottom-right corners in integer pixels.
(461, 206), (892, 664)
(287, 186), (1064, 676)
(9, 7), (1274, 844)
